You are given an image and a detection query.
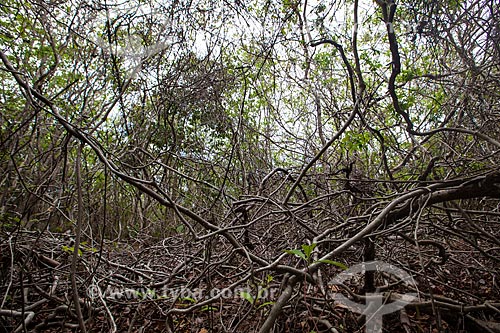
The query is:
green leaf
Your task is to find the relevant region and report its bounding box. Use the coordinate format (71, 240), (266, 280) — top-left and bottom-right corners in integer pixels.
(240, 291), (254, 304)
(301, 243), (316, 259)
(61, 245), (82, 256)
(175, 224), (185, 233)
(314, 259), (348, 270)
(284, 249), (306, 261)
(257, 301), (274, 309)
(180, 296), (196, 303)
(201, 305), (218, 311)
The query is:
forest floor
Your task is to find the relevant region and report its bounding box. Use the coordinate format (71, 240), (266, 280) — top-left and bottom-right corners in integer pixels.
(1, 228), (499, 332)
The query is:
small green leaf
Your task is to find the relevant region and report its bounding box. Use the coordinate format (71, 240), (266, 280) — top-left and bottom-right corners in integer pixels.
(314, 259), (348, 270)
(257, 301), (274, 309)
(284, 249), (306, 260)
(180, 296), (196, 303)
(61, 245), (82, 256)
(301, 243), (316, 259)
(240, 291), (254, 304)
(201, 305), (218, 311)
